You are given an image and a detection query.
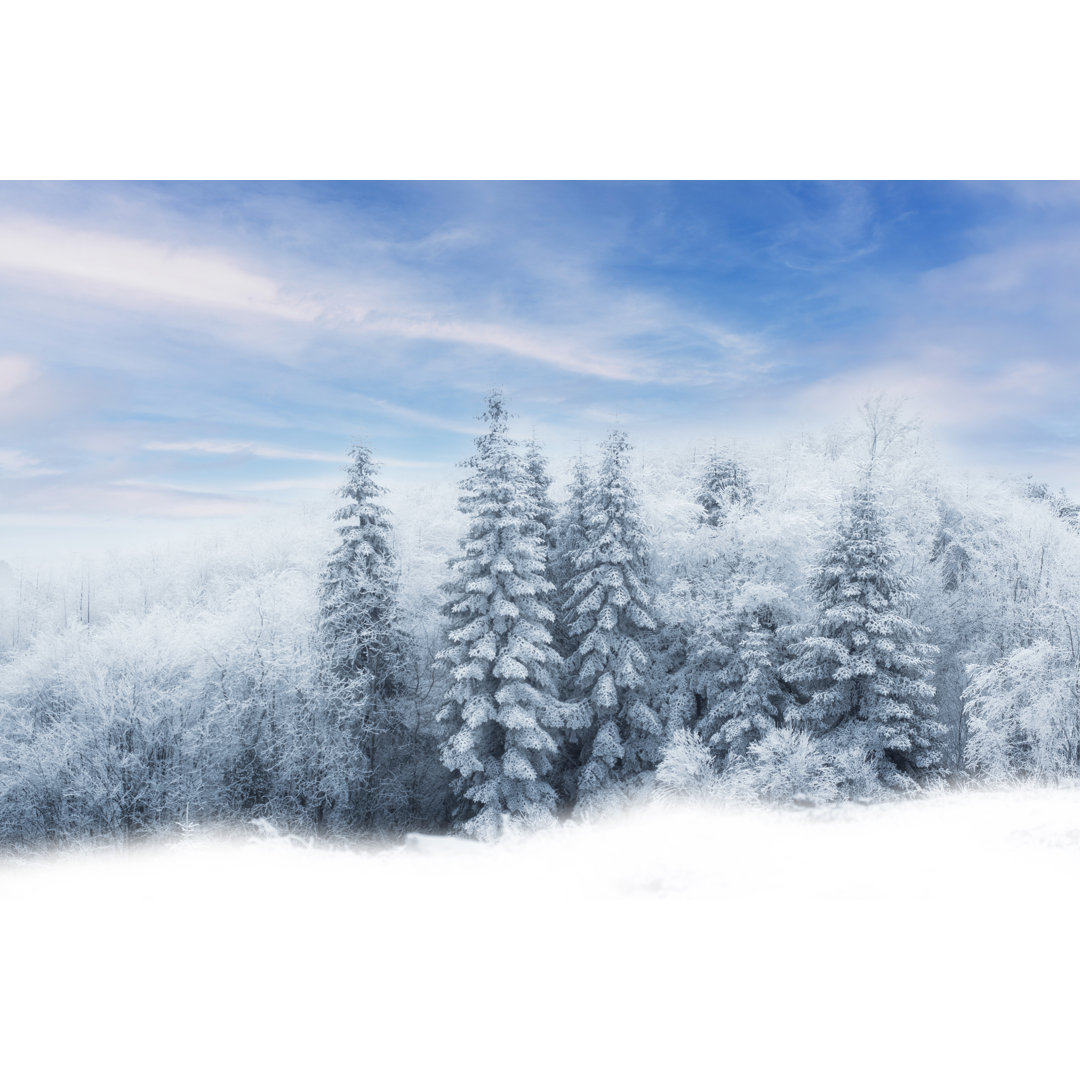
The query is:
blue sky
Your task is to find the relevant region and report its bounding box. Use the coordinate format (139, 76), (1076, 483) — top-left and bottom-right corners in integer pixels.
(3, 180), (1080, 553)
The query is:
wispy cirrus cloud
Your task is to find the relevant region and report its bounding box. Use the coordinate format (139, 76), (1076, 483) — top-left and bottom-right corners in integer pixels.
(0, 448), (61, 478)
(782, 356), (1060, 432)
(9, 481), (259, 518)
(344, 392), (485, 435)
(361, 313), (659, 382)
(0, 217), (321, 321)
(144, 440), (343, 463)
(7, 180), (1080, 555)
(0, 211), (763, 389)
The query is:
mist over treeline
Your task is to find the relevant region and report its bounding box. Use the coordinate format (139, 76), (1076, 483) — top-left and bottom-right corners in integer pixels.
(2, 394), (1079, 849)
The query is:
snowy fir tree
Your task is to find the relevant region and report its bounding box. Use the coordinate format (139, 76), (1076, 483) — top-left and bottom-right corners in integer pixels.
(784, 473), (943, 787)
(317, 442), (410, 827)
(523, 438), (557, 550)
(930, 499), (974, 594)
(552, 455), (591, 593)
(436, 392), (562, 838)
(320, 443), (404, 693)
(696, 449), (753, 527)
(561, 429), (662, 797)
(550, 454), (592, 660)
(693, 582), (795, 763)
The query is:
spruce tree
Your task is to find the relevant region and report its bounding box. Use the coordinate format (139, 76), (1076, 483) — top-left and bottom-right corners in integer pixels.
(318, 442), (408, 827)
(693, 583), (794, 763)
(696, 449), (752, 527)
(784, 474), (943, 785)
(551, 455), (592, 649)
(436, 392), (562, 838)
(562, 429), (662, 797)
(930, 500), (973, 594)
(552, 454), (589, 579)
(523, 438), (556, 550)
(320, 443), (403, 693)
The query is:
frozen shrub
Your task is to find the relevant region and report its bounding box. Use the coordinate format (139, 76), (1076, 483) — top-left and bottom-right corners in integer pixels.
(655, 727), (718, 802)
(826, 744), (887, 802)
(737, 728), (838, 805)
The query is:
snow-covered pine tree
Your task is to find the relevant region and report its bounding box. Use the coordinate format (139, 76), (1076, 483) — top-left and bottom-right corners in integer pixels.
(552, 455), (591, 592)
(545, 453), (595, 801)
(436, 392), (562, 838)
(696, 449), (753, 527)
(550, 455), (592, 654)
(562, 429), (662, 797)
(320, 443), (403, 691)
(930, 499), (974, 594)
(693, 582), (794, 763)
(318, 442), (409, 828)
(523, 438), (556, 550)
(784, 473), (943, 787)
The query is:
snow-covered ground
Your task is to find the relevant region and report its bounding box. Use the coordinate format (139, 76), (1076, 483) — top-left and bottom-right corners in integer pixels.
(4, 788), (1078, 1078)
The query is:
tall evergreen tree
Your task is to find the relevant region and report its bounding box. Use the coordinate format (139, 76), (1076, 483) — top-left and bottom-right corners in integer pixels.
(784, 474), (943, 786)
(696, 449), (753, 527)
(552, 456), (590, 587)
(436, 393), (562, 838)
(551, 455), (592, 652)
(523, 438), (556, 550)
(562, 429), (662, 797)
(320, 443), (403, 692)
(318, 442), (409, 828)
(693, 582), (794, 763)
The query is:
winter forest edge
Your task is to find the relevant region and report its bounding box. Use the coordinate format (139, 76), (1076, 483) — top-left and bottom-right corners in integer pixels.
(2, 391), (1077, 851)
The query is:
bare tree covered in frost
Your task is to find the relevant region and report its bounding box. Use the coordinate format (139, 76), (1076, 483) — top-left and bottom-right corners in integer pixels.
(785, 473), (943, 789)
(560, 430), (662, 798)
(436, 393), (562, 838)
(964, 640), (1080, 780)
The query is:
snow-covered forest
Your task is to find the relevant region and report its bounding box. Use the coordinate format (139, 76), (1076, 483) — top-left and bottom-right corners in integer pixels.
(3, 392), (1080, 850)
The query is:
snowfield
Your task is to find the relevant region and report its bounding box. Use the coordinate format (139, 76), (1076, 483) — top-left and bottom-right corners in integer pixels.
(4, 788), (1079, 1078)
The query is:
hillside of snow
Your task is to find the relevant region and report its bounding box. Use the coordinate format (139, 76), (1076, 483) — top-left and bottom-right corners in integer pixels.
(3, 787), (1078, 1078)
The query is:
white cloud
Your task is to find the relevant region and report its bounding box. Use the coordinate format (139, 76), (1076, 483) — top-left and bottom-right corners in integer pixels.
(0, 354), (38, 398)
(927, 238), (1073, 295)
(0, 217), (320, 321)
(14, 482), (258, 518)
(347, 392), (483, 435)
(236, 476), (341, 493)
(376, 457), (449, 469)
(976, 181), (1080, 210)
(0, 217), (764, 388)
(779, 355), (1066, 438)
(361, 313), (657, 382)
(0, 448), (60, 477)
(144, 440), (343, 463)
